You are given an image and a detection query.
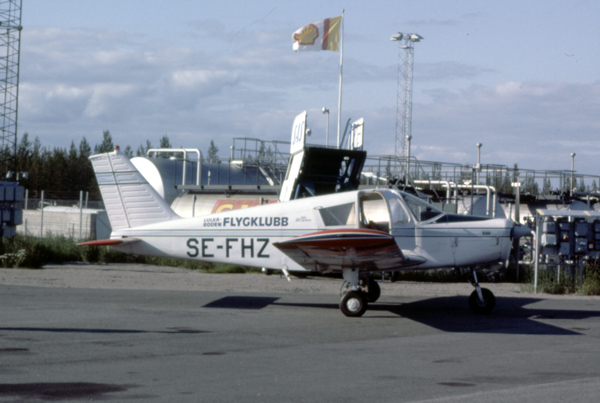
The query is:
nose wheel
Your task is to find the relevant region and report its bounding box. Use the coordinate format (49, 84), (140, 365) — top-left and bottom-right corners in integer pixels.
(468, 268), (496, 314)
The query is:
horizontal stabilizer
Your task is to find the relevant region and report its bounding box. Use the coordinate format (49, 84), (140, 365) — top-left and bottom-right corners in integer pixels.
(77, 238), (140, 247)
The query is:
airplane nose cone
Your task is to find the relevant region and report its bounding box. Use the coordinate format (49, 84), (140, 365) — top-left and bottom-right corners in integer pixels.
(512, 223), (532, 239)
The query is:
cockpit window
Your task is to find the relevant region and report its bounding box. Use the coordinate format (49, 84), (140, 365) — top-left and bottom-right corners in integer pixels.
(359, 192), (391, 232)
(403, 193), (444, 222)
(388, 197), (410, 223)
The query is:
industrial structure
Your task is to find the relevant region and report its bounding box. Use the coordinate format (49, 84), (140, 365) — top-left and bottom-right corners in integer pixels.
(390, 32), (422, 178)
(0, 0), (22, 176)
(0, 0), (23, 242)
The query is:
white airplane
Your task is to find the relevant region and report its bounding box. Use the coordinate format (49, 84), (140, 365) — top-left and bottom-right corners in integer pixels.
(80, 146), (530, 317)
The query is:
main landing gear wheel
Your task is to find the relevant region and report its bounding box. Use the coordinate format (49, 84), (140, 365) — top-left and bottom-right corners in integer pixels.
(468, 288), (496, 314)
(366, 278), (381, 303)
(340, 291), (368, 317)
(339, 277), (381, 303)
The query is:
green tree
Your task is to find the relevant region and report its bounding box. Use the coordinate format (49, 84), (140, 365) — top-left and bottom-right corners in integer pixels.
(265, 146), (274, 163)
(15, 132), (31, 174)
(94, 130), (114, 154)
(159, 135), (171, 148)
(207, 140), (219, 163)
(79, 137), (91, 159)
(136, 140), (153, 157)
(66, 141), (78, 191)
(124, 145), (134, 158)
(28, 137), (43, 192)
(78, 137), (95, 194)
(501, 170), (511, 194)
(542, 177), (552, 195)
(255, 141), (266, 163)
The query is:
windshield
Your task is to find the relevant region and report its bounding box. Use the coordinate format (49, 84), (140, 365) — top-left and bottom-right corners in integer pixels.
(402, 193), (444, 222)
(388, 197), (410, 224)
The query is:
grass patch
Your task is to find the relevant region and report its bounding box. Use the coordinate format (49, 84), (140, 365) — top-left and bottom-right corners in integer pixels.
(386, 267), (471, 283)
(524, 261), (600, 295)
(0, 235), (261, 274)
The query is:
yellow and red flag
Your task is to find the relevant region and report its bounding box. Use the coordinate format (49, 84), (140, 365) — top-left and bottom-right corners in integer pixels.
(292, 15), (341, 52)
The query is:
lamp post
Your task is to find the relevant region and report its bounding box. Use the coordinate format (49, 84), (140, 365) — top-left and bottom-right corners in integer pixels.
(405, 135), (412, 182)
(390, 32), (422, 176)
(476, 143), (482, 185)
(571, 152), (576, 196)
(322, 107), (330, 147)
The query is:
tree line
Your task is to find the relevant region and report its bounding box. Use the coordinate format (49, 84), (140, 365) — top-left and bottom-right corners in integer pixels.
(9, 129), (595, 203)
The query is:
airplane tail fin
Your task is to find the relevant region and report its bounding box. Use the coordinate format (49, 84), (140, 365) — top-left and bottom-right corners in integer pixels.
(90, 146), (179, 231)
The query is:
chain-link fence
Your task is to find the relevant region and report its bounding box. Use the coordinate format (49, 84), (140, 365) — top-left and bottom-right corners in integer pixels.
(16, 190), (109, 241)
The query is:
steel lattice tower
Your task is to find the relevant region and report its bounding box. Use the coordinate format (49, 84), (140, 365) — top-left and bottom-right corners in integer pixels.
(0, 0), (22, 177)
(391, 32), (422, 177)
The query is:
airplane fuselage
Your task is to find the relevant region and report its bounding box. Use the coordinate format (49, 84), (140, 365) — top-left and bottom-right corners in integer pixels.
(109, 189), (513, 274)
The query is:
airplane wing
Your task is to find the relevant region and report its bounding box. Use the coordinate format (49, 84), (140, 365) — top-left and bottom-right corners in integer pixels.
(273, 229), (424, 272)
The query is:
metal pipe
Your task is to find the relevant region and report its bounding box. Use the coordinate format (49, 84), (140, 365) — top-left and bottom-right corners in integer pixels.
(412, 179), (456, 201)
(146, 148), (202, 186)
(454, 184), (498, 217)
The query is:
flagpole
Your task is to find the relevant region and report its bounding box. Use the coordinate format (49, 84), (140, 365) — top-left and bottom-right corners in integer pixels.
(337, 9), (344, 149)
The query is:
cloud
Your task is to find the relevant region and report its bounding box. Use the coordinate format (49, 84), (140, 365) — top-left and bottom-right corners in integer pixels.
(17, 24), (600, 182)
(418, 61), (496, 82)
(84, 83), (137, 118)
(404, 18), (459, 27)
(410, 80), (600, 173)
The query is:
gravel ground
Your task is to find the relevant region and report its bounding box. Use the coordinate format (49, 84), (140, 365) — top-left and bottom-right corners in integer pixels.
(2, 263), (598, 301)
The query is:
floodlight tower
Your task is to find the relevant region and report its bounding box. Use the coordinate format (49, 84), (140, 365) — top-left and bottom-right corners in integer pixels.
(0, 0), (23, 178)
(390, 32), (422, 178)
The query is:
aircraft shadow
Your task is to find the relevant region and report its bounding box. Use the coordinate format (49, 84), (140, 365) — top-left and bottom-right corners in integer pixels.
(272, 295), (600, 336)
(0, 327), (209, 335)
(203, 296), (280, 310)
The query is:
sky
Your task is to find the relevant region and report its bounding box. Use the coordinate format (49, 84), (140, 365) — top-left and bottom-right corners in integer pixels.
(19, 0), (600, 176)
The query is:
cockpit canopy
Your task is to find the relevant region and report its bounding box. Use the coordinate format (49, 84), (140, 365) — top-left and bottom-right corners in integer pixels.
(316, 189), (445, 233)
(360, 190), (444, 231)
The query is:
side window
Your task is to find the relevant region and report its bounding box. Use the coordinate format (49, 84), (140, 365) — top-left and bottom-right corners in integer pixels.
(359, 193), (391, 233)
(318, 203), (356, 226)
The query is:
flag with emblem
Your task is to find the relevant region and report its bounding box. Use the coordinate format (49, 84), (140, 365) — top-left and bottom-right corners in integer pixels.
(292, 15), (341, 52)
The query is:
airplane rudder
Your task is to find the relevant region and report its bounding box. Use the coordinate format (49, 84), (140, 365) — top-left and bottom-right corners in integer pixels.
(90, 147), (178, 230)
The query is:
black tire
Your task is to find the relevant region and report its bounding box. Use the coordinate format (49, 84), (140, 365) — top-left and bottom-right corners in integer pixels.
(469, 288), (496, 314)
(367, 278), (381, 303)
(340, 291), (368, 317)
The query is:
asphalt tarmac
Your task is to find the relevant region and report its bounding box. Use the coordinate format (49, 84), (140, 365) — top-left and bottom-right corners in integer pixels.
(1, 268), (600, 402)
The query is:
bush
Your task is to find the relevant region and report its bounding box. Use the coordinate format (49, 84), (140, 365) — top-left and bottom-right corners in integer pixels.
(580, 262), (600, 295)
(0, 249), (26, 268)
(528, 261), (600, 295)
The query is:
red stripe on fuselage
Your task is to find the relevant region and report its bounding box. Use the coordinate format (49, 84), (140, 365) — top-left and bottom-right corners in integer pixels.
(77, 239), (124, 246)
